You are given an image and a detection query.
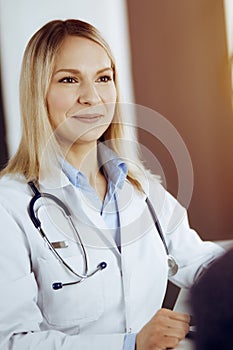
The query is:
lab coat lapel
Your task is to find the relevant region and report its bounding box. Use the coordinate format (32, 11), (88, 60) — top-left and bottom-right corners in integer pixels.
(116, 180), (149, 247)
(75, 191), (119, 252)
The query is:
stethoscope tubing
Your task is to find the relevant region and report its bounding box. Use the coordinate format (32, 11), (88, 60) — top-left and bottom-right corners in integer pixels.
(145, 197), (169, 255)
(28, 182), (98, 283)
(27, 181), (178, 289)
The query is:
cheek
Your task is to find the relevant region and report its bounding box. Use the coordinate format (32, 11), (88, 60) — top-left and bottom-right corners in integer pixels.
(101, 84), (117, 104)
(108, 88), (117, 103)
(107, 104), (116, 122)
(103, 89), (117, 120)
(47, 90), (72, 128)
(47, 90), (71, 113)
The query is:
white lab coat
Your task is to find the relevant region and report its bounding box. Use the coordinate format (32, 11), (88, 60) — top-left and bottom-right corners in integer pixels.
(0, 173), (223, 350)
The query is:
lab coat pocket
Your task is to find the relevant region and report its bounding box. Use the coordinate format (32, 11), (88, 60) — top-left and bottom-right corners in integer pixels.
(37, 257), (104, 328)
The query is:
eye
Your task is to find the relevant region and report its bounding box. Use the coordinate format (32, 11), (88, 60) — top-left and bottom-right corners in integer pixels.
(58, 76), (77, 83)
(97, 75), (112, 83)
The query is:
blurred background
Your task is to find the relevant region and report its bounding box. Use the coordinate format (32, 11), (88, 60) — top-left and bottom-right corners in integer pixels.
(0, 0), (233, 242)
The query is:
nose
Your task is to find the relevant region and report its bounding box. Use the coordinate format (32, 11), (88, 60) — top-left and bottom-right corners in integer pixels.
(77, 82), (101, 106)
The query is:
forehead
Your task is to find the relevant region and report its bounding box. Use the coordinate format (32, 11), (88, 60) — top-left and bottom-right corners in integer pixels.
(54, 35), (111, 69)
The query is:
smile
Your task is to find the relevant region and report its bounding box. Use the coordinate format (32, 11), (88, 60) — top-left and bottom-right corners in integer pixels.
(72, 114), (104, 123)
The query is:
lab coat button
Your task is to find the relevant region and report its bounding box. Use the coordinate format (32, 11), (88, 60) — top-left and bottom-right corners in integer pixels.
(128, 328), (132, 334)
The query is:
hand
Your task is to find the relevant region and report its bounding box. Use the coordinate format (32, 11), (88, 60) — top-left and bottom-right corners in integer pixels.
(136, 308), (190, 350)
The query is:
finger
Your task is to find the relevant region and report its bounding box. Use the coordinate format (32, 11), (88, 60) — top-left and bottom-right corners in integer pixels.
(146, 330), (180, 350)
(169, 312), (190, 324)
(152, 311), (190, 340)
(164, 323), (189, 340)
(160, 335), (180, 349)
(154, 321), (189, 341)
(158, 308), (191, 323)
(163, 316), (190, 333)
(151, 318), (189, 338)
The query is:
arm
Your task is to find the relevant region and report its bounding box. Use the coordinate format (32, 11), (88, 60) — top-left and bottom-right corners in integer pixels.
(167, 209), (225, 288)
(151, 184), (225, 288)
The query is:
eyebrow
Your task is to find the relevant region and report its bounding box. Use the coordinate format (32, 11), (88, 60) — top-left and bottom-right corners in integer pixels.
(54, 67), (113, 75)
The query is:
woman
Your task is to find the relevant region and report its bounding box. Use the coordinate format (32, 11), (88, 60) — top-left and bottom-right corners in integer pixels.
(0, 19), (223, 350)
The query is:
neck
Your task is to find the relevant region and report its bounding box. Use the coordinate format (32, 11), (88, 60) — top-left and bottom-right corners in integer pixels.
(64, 141), (99, 179)
(64, 141), (107, 201)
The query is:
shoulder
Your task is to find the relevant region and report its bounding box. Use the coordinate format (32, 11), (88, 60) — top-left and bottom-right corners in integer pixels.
(193, 248), (233, 292)
(124, 175), (179, 211)
(0, 174), (30, 207)
(144, 176), (175, 208)
(144, 177), (187, 232)
(0, 174), (28, 191)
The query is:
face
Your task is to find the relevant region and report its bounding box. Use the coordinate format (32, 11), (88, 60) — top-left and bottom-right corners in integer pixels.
(46, 35), (117, 148)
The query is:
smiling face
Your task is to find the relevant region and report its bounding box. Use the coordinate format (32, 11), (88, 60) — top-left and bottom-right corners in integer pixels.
(46, 35), (117, 149)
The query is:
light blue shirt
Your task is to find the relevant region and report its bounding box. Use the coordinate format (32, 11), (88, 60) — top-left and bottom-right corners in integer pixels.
(62, 143), (127, 247)
(62, 143), (136, 350)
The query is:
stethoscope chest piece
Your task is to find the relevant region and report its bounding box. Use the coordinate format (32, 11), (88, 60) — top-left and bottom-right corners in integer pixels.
(167, 255), (179, 277)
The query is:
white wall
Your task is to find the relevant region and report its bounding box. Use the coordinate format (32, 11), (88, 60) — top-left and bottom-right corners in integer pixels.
(224, 0), (233, 102)
(0, 0), (134, 156)
(224, 0), (233, 58)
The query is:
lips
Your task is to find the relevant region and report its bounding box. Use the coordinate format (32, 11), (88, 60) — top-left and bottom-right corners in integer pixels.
(71, 113), (104, 123)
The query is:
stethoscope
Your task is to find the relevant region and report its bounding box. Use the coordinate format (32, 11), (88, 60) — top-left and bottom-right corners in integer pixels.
(28, 181), (178, 290)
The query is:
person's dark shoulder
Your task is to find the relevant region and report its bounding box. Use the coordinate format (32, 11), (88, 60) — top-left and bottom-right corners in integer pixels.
(191, 248), (233, 294)
(190, 247), (233, 320)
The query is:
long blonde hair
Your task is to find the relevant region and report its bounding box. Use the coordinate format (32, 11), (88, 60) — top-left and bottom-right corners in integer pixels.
(1, 19), (154, 191)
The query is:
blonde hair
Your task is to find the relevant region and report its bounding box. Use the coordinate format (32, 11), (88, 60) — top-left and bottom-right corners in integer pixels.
(1, 19), (155, 191)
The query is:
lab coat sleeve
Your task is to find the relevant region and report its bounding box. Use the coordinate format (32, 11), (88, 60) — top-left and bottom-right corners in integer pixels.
(158, 189), (225, 289)
(0, 203), (125, 350)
